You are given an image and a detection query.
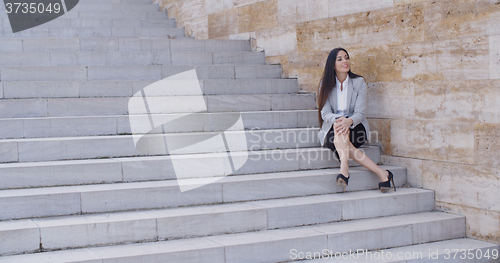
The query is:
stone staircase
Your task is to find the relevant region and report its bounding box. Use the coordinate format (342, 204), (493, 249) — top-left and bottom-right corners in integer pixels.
(0, 0), (498, 262)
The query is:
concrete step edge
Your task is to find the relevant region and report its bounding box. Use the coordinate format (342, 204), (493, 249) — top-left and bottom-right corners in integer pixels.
(0, 211), (467, 262)
(0, 164), (401, 219)
(0, 93), (307, 101)
(0, 188), (434, 256)
(0, 127), (323, 163)
(0, 109), (317, 140)
(0, 65), (282, 81)
(0, 93), (313, 119)
(0, 79), (299, 98)
(0, 127), (319, 142)
(0, 109), (315, 121)
(0, 145), (377, 169)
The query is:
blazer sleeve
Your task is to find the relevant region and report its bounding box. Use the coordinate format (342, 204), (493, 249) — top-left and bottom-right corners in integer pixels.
(349, 79), (367, 129)
(321, 95), (343, 123)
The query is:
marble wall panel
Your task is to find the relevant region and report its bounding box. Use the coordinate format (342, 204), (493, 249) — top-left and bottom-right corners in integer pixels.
(208, 8), (239, 38)
(237, 0), (279, 33)
(296, 3), (425, 52)
(350, 46), (405, 83)
(366, 81), (415, 119)
(282, 51), (329, 92)
(296, 0), (330, 23)
(394, 0), (428, 5)
(206, 0), (234, 15)
(423, 160), (500, 212)
(424, 0), (500, 40)
(277, 0), (329, 25)
(414, 80), (500, 123)
(229, 32), (253, 40)
(158, 0), (179, 19)
(276, 0), (296, 25)
(184, 17), (209, 39)
(475, 123), (500, 169)
(233, 0), (265, 7)
(490, 35), (500, 79)
(367, 118), (391, 155)
(436, 201), (500, 244)
(255, 26), (297, 56)
(390, 119), (475, 164)
(177, 0), (206, 21)
(328, 0), (394, 18)
(402, 36), (490, 81)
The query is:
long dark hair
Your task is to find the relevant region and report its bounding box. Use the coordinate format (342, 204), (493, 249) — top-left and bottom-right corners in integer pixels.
(317, 47), (363, 127)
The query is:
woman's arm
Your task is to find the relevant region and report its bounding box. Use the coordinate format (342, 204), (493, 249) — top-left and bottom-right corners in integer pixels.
(321, 96), (343, 123)
(349, 79), (367, 129)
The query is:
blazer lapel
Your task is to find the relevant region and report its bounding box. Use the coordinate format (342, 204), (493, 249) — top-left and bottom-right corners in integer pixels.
(329, 84), (338, 113)
(345, 77), (354, 112)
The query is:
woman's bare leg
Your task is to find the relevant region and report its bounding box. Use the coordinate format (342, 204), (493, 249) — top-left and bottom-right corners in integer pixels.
(333, 122), (350, 177)
(348, 143), (389, 181)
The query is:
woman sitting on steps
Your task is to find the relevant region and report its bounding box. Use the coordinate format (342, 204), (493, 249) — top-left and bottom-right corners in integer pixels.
(317, 47), (396, 193)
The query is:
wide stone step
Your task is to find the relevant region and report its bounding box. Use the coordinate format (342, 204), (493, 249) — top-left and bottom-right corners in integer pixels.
(0, 27), (185, 38)
(0, 212), (466, 262)
(0, 162), (394, 218)
(0, 51), (265, 66)
(0, 110), (316, 139)
(0, 65), (282, 81)
(0, 188), (434, 256)
(0, 127), (321, 163)
(1, 79), (296, 98)
(0, 38), (250, 52)
(1, 18), (176, 29)
(303, 239), (500, 262)
(0, 146), (381, 190)
(0, 94), (313, 118)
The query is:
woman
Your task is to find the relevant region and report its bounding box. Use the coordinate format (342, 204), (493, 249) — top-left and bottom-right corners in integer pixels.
(317, 48), (395, 193)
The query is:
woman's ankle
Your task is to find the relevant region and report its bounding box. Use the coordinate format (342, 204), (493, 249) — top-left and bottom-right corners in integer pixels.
(340, 166), (349, 177)
(378, 170), (389, 181)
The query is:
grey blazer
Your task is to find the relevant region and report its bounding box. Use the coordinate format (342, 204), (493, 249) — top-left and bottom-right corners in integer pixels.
(318, 77), (371, 146)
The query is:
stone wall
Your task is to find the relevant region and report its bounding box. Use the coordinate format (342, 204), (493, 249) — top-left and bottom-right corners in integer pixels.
(156, 0), (500, 244)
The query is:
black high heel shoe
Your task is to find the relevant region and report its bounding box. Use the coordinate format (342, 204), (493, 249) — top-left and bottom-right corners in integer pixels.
(379, 170), (396, 193)
(336, 173), (349, 192)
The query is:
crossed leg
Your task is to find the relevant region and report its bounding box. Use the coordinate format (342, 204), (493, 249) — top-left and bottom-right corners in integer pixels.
(348, 143), (389, 181)
(333, 122), (389, 182)
(333, 122), (350, 177)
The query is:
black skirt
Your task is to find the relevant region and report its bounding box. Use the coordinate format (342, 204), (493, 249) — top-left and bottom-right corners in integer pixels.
(324, 123), (367, 160)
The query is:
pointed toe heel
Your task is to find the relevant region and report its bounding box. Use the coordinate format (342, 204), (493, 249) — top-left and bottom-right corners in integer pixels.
(379, 170), (396, 193)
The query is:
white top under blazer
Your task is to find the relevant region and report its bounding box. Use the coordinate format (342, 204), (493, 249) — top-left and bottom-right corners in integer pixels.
(318, 76), (371, 146)
(336, 75), (349, 114)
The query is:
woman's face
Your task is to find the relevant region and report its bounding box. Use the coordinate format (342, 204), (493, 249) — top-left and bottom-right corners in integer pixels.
(334, 50), (350, 75)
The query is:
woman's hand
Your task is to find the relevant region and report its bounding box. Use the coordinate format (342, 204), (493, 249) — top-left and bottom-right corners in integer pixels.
(334, 117), (354, 135)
